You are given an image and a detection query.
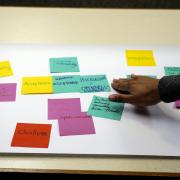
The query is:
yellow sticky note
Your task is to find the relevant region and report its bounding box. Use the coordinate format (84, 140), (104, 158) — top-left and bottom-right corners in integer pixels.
(21, 76), (53, 94)
(126, 50), (156, 66)
(0, 61), (13, 77)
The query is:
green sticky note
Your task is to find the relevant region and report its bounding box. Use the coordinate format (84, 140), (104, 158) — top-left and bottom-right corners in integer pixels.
(126, 75), (157, 79)
(164, 66), (180, 76)
(80, 75), (111, 93)
(49, 57), (80, 73)
(88, 96), (124, 121)
(52, 75), (80, 93)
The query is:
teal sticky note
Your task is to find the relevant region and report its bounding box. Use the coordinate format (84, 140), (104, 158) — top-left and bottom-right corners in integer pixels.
(52, 75), (80, 93)
(80, 75), (111, 93)
(88, 96), (124, 121)
(126, 75), (132, 79)
(164, 66), (180, 76)
(49, 57), (80, 73)
(126, 75), (157, 79)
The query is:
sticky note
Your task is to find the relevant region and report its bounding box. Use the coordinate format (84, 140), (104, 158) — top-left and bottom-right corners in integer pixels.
(126, 75), (157, 79)
(126, 50), (156, 66)
(58, 112), (95, 136)
(48, 98), (81, 120)
(21, 76), (53, 94)
(11, 123), (52, 148)
(164, 67), (180, 76)
(0, 83), (17, 102)
(88, 96), (124, 121)
(53, 75), (80, 93)
(80, 75), (111, 93)
(49, 57), (79, 73)
(175, 100), (180, 109)
(0, 61), (13, 77)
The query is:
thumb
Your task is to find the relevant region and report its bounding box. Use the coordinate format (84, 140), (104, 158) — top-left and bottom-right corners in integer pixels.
(131, 74), (139, 79)
(109, 94), (133, 103)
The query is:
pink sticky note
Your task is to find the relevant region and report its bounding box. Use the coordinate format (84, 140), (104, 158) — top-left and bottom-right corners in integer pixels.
(58, 112), (95, 136)
(0, 83), (17, 102)
(48, 98), (81, 120)
(175, 100), (180, 109)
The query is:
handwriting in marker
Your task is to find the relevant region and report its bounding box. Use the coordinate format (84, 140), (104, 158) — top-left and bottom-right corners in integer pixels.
(58, 112), (95, 136)
(126, 50), (156, 66)
(21, 76), (53, 94)
(164, 66), (180, 76)
(0, 83), (17, 102)
(0, 61), (13, 77)
(11, 123), (52, 148)
(80, 75), (111, 93)
(88, 96), (124, 121)
(49, 57), (80, 73)
(52, 75), (80, 93)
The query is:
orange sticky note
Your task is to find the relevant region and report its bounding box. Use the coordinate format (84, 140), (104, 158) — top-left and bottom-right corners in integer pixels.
(126, 50), (156, 66)
(11, 123), (52, 148)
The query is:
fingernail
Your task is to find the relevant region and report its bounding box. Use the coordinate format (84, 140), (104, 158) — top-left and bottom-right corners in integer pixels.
(109, 94), (115, 100)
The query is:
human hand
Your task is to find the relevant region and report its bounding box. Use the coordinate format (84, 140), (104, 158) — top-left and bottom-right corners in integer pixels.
(108, 75), (161, 106)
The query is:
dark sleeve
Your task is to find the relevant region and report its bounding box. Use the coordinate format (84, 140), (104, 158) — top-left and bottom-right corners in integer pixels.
(158, 75), (180, 103)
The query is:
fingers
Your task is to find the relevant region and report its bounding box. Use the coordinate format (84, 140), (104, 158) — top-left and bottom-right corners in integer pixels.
(111, 79), (130, 92)
(131, 74), (138, 79)
(108, 93), (133, 103)
(110, 77), (134, 103)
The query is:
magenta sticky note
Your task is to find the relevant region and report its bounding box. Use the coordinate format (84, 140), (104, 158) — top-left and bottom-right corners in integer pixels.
(58, 112), (95, 136)
(0, 83), (17, 102)
(175, 100), (180, 108)
(48, 98), (81, 120)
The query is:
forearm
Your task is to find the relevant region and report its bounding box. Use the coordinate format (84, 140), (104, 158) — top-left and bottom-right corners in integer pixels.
(158, 75), (180, 103)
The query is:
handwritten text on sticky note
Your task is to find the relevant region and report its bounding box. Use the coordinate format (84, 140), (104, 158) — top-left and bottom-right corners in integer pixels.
(0, 83), (17, 102)
(58, 112), (95, 136)
(49, 57), (79, 73)
(21, 76), (53, 94)
(126, 50), (156, 66)
(88, 96), (124, 120)
(53, 75), (80, 93)
(11, 123), (52, 148)
(0, 61), (13, 77)
(164, 66), (180, 76)
(80, 75), (111, 93)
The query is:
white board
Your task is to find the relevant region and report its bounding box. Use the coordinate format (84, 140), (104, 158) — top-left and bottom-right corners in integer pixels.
(0, 44), (180, 156)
